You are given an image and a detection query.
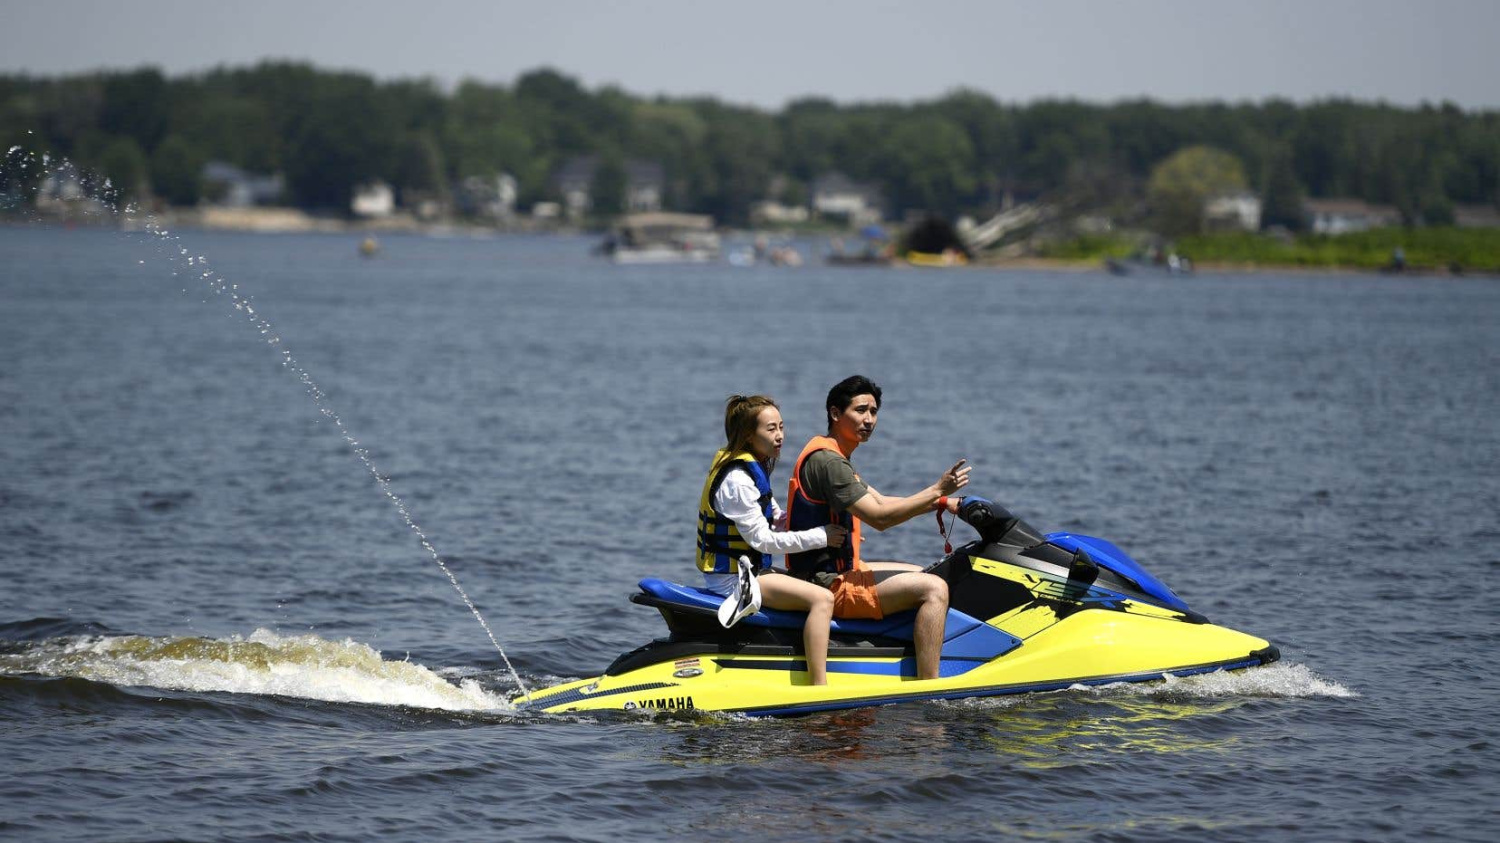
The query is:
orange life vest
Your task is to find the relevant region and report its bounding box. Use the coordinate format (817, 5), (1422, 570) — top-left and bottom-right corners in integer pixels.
(786, 435), (864, 578)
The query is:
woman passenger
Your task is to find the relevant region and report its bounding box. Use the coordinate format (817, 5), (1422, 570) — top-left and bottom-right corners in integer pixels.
(696, 395), (845, 686)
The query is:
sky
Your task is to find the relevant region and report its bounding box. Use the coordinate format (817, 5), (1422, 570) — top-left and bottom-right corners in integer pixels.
(3, 0), (1499, 110)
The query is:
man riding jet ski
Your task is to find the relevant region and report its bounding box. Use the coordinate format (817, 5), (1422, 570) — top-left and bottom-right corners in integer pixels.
(516, 497), (1279, 716)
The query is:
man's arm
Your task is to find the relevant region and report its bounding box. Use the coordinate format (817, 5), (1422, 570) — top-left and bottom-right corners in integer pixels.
(847, 459), (970, 531)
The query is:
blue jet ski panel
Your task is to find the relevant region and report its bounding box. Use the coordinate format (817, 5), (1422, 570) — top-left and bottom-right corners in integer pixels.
(635, 578), (1021, 662)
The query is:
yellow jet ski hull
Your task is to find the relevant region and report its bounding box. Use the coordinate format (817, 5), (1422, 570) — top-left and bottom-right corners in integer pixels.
(517, 544), (1277, 717)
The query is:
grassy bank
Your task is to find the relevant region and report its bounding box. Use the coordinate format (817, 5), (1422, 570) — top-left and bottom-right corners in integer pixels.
(1037, 227), (1500, 274)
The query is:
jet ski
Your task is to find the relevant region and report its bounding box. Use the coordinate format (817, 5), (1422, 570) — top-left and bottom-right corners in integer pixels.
(517, 497), (1278, 716)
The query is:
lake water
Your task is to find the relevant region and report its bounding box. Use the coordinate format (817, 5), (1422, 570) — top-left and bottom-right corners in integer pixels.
(1, 223), (1497, 841)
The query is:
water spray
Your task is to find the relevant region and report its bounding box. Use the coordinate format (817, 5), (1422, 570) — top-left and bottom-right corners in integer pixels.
(4, 144), (530, 702)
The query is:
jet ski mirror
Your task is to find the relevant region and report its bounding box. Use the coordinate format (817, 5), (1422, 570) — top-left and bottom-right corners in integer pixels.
(957, 496), (1047, 549)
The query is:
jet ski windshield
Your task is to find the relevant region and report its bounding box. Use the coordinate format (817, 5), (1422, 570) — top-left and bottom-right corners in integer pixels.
(954, 496), (1192, 613)
(957, 497), (1046, 548)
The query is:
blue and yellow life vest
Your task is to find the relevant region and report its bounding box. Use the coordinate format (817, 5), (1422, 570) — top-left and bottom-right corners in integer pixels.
(695, 450), (775, 574)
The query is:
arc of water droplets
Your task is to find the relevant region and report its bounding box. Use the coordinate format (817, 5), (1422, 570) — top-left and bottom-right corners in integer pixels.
(126, 209), (528, 702)
(4, 144), (530, 700)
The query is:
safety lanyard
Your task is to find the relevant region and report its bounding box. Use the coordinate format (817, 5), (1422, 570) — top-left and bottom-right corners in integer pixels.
(935, 497), (953, 556)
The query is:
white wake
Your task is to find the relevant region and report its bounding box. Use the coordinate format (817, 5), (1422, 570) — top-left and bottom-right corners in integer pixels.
(0, 629), (514, 712)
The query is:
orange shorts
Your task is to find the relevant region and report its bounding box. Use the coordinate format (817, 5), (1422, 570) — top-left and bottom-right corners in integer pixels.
(829, 569), (884, 620)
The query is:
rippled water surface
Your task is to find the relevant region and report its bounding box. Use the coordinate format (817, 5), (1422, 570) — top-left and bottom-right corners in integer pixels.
(2, 224), (1498, 841)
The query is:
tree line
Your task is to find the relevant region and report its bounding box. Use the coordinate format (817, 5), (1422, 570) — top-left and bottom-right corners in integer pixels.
(2, 62), (1497, 229)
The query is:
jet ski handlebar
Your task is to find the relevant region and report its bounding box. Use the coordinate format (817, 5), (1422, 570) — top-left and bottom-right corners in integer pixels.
(953, 495), (1101, 584)
(954, 496), (1047, 549)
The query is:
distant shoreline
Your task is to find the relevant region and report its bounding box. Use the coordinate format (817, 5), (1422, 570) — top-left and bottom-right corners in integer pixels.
(6, 213), (1496, 278)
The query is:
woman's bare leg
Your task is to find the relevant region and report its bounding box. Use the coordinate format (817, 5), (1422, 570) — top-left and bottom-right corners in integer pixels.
(757, 573), (835, 685)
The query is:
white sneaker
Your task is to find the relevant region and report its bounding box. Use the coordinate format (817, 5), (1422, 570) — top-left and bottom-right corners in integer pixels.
(717, 556), (763, 628)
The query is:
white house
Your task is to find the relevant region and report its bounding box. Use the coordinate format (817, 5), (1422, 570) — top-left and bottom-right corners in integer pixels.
(750, 200), (811, 225)
(624, 160), (664, 213)
(457, 173), (518, 221)
(35, 162), (87, 204)
(1304, 199), (1401, 235)
(811, 172), (884, 225)
(1203, 191), (1262, 232)
(34, 162), (110, 217)
(201, 161), (284, 207)
(351, 181), (396, 218)
(552, 156), (666, 219)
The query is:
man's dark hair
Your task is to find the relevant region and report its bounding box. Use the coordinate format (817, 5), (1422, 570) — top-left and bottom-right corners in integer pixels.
(825, 375), (882, 432)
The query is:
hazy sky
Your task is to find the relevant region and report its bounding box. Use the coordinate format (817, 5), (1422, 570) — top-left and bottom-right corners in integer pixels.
(4, 0), (1498, 110)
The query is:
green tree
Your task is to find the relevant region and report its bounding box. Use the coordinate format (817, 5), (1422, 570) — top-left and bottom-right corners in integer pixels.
(777, 177), (808, 208)
(879, 117), (976, 215)
(8, 61), (1500, 222)
(778, 98), (845, 183)
(101, 67), (169, 151)
(170, 92), (281, 173)
(589, 152), (627, 216)
(393, 131), (448, 207)
(1147, 145), (1248, 235)
(698, 105), (779, 223)
(36, 76), (104, 155)
(281, 74), (397, 211)
(97, 135), (150, 205)
(1260, 145), (1306, 230)
(1016, 100), (1109, 195)
(150, 134), (205, 206)
(1418, 157), (1456, 225)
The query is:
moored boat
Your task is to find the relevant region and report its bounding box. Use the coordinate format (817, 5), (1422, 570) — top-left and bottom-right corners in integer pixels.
(599, 212), (720, 264)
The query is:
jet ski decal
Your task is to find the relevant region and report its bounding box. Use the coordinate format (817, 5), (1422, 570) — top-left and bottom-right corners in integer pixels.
(624, 696), (695, 711)
(522, 680), (676, 711)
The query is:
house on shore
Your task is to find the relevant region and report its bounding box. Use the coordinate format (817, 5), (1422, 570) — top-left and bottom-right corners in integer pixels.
(201, 162), (284, 208)
(1304, 199), (1401, 235)
(1453, 203), (1500, 229)
(811, 172), (884, 226)
(456, 173), (518, 222)
(1203, 191), (1262, 232)
(34, 161), (111, 217)
(751, 200), (810, 225)
(623, 161), (665, 213)
(351, 181), (396, 219)
(552, 156), (666, 220)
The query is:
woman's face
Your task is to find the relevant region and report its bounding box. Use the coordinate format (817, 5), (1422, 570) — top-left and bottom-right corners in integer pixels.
(749, 406), (786, 464)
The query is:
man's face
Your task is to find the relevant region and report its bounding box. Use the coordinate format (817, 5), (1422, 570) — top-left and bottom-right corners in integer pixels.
(830, 393), (879, 443)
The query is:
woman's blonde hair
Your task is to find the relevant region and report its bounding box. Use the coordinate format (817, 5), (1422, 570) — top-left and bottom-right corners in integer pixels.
(716, 394), (780, 472)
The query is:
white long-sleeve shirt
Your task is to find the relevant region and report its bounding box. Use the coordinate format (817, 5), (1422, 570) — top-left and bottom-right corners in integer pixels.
(712, 466), (831, 556)
(702, 466), (829, 596)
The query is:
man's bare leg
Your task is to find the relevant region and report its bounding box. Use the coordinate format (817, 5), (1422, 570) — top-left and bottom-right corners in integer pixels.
(871, 571), (949, 679)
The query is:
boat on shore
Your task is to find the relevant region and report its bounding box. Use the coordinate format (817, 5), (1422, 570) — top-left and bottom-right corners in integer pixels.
(598, 212), (720, 264)
(906, 249), (969, 268)
(826, 226), (897, 267)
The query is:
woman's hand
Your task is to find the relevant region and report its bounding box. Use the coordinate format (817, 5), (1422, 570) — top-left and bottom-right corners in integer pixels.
(824, 524), (849, 547)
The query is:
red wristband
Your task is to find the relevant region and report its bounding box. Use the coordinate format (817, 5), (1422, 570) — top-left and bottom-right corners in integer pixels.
(935, 496), (948, 511)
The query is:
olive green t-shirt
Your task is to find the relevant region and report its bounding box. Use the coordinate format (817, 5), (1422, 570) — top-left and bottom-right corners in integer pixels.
(800, 449), (869, 512)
